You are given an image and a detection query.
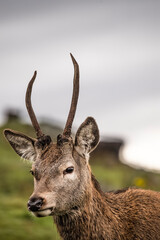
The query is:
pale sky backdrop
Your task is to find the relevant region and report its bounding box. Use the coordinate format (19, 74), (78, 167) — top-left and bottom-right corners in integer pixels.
(1, 0), (160, 171)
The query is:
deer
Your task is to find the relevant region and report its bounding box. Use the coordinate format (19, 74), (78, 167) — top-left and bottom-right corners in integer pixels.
(4, 54), (160, 240)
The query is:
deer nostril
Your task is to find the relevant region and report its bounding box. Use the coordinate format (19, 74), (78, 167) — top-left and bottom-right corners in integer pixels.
(27, 197), (44, 212)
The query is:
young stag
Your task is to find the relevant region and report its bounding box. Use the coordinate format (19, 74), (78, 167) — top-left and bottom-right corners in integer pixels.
(4, 54), (160, 240)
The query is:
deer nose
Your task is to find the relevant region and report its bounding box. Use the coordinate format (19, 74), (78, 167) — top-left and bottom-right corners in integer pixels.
(27, 197), (44, 212)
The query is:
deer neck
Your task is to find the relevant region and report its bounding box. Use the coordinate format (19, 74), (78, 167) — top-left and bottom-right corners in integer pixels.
(53, 175), (115, 240)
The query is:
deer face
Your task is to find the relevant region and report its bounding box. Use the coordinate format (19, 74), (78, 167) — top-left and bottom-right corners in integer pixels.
(4, 117), (99, 217)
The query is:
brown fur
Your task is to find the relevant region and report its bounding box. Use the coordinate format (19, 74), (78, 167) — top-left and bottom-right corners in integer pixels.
(54, 175), (160, 240)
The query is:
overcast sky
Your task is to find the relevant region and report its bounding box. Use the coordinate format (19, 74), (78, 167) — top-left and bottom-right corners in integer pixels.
(1, 0), (160, 170)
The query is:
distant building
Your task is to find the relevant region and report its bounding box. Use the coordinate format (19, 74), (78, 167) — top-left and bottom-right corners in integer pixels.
(91, 138), (124, 165)
(4, 109), (21, 123)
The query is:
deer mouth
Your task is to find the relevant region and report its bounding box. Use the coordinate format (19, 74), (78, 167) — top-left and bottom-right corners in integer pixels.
(32, 207), (53, 217)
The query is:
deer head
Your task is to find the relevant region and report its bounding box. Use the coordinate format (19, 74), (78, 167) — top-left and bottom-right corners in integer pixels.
(4, 54), (99, 217)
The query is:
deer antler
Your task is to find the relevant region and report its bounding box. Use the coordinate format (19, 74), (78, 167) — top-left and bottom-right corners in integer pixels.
(25, 71), (44, 139)
(26, 54), (79, 140)
(62, 54), (79, 138)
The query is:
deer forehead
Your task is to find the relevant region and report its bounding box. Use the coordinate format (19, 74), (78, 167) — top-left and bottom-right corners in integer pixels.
(34, 142), (76, 172)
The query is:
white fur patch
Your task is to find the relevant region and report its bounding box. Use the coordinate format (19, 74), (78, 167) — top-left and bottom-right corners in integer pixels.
(33, 209), (52, 217)
(75, 122), (95, 159)
(6, 133), (36, 161)
(21, 148), (36, 162)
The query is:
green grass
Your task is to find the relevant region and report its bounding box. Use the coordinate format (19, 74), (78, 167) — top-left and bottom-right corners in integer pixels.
(91, 163), (160, 192)
(0, 195), (59, 240)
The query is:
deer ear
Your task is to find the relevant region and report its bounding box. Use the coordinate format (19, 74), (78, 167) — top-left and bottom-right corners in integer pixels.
(4, 129), (37, 161)
(75, 117), (99, 159)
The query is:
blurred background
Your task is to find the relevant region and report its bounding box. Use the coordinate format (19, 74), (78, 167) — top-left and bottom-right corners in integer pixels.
(0, 0), (160, 239)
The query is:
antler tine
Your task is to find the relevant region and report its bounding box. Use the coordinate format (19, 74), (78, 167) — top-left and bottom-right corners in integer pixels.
(63, 54), (79, 138)
(25, 71), (44, 139)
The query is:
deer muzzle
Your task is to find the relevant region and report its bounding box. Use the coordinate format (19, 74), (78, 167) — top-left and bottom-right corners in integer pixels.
(27, 196), (53, 217)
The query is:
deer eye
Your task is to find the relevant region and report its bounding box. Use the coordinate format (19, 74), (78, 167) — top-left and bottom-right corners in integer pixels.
(63, 166), (74, 175)
(30, 170), (34, 176)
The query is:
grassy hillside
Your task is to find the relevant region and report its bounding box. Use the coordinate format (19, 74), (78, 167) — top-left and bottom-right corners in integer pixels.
(1, 120), (160, 240)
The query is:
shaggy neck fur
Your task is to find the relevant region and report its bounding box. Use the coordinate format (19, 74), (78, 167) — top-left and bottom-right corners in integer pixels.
(53, 175), (119, 240)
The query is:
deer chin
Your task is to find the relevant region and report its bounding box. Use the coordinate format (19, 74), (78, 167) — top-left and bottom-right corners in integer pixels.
(32, 207), (53, 217)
